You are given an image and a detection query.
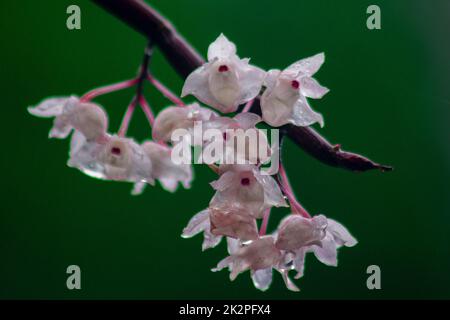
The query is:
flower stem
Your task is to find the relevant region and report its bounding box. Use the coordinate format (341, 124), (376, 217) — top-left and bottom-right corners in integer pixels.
(259, 208), (271, 236)
(278, 163), (311, 218)
(138, 95), (155, 127)
(80, 78), (139, 102)
(118, 96), (137, 137)
(147, 75), (185, 107)
(242, 99), (255, 113)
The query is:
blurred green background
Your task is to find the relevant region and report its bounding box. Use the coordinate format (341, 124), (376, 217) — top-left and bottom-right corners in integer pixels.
(0, 0), (449, 299)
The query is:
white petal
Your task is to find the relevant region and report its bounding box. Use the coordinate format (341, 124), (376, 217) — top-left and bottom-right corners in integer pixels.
(181, 63), (219, 110)
(312, 233), (338, 266)
(49, 116), (72, 139)
(286, 53), (325, 76)
(300, 77), (329, 99)
(226, 237), (240, 255)
(207, 34), (237, 61)
(28, 97), (71, 117)
(263, 69), (281, 90)
(131, 181), (147, 195)
(202, 230), (223, 251)
(327, 218), (358, 247)
(233, 112), (261, 130)
(181, 209), (210, 238)
(210, 171), (236, 191)
(235, 62), (265, 105)
(293, 249), (306, 279)
(253, 170), (288, 208)
(290, 97), (324, 127)
(212, 256), (234, 272)
(142, 141), (192, 192)
(280, 270), (300, 292)
(251, 268), (273, 291)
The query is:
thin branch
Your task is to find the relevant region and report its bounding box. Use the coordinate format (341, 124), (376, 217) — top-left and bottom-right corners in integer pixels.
(91, 0), (392, 173)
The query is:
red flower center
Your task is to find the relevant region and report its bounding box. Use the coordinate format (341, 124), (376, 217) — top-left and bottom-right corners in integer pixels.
(291, 80), (300, 89)
(111, 147), (121, 155)
(218, 65), (229, 72)
(241, 178), (250, 186)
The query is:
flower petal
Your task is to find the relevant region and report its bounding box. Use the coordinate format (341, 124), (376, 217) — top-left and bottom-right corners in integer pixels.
(207, 34), (237, 61)
(253, 170), (288, 208)
(300, 77), (329, 99)
(312, 233), (338, 266)
(290, 96), (324, 127)
(327, 218), (358, 247)
(181, 209), (210, 238)
(28, 97), (71, 117)
(286, 53), (325, 77)
(251, 267), (273, 291)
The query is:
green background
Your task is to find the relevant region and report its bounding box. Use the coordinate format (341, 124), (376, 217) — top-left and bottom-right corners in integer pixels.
(1, 0), (449, 299)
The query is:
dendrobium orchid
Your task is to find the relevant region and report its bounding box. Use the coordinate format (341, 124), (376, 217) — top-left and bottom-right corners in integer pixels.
(261, 53), (329, 127)
(210, 165), (287, 218)
(182, 34), (265, 113)
(28, 96), (108, 141)
(29, 32), (361, 292)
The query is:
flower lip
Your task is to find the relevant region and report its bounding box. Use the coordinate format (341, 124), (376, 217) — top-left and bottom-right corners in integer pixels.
(218, 65), (229, 72)
(291, 80), (300, 89)
(111, 147), (121, 155)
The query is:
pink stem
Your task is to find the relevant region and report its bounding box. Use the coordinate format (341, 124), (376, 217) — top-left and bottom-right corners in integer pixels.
(242, 99), (255, 113)
(147, 75), (185, 107)
(80, 78), (139, 102)
(118, 97), (138, 137)
(259, 208), (271, 236)
(138, 95), (155, 127)
(279, 163), (311, 218)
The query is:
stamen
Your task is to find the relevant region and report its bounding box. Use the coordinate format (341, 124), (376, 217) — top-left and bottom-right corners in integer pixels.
(291, 80), (300, 89)
(241, 178), (250, 186)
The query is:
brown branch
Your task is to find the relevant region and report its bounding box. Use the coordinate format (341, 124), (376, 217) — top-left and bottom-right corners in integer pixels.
(91, 0), (392, 173)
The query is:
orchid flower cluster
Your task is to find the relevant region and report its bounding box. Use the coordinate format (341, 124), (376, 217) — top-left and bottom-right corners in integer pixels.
(28, 34), (356, 292)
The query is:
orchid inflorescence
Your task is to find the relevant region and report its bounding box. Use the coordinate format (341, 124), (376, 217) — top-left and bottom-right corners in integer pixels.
(28, 34), (356, 292)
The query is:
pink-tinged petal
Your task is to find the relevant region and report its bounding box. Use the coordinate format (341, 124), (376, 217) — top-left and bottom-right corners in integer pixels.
(202, 230), (222, 251)
(209, 205), (259, 241)
(312, 233), (338, 266)
(235, 62), (265, 105)
(327, 218), (358, 247)
(210, 171), (236, 191)
(290, 97), (324, 127)
(226, 237), (240, 255)
(211, 256), (234, 272)
(207, 34), (237, 61)
(263, 69), (281, 90)
(131, 181), (146, 196)
(153, 103), (215, 142)
(28, 97), (72, 117)
(253, 170), (288, 208)
(275, 215), (327, 251)
(49, 116), (72, 139)
(233, 112), (262, 130)
(68, 102), (108, 141)
(293, 249), (306, 279)
(279, 270), (300, 292)
(181, 209), (210, 238)
(260, 86), (296, 127)
(142, 141), (192, 192)
(237, 236), (282, 271)
(300, 77), (329, 99)
(251, 267), (273, 291)
(286, 53), (325, 77)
